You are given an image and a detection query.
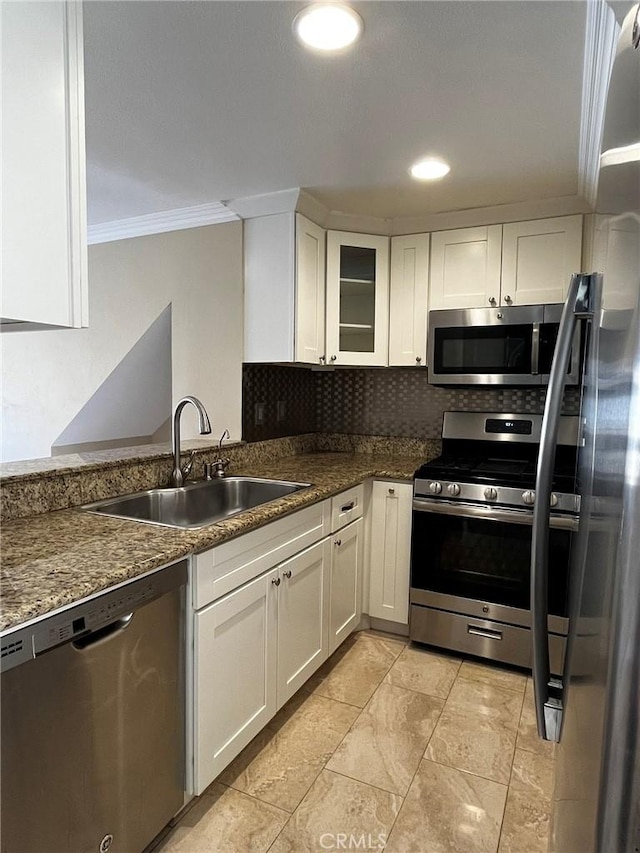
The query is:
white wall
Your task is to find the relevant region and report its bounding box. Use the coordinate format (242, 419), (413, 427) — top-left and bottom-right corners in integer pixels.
(1, 222), (243, 462)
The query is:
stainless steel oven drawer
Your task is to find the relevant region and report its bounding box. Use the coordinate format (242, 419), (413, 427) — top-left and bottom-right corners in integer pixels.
(410, 604), (566, 674)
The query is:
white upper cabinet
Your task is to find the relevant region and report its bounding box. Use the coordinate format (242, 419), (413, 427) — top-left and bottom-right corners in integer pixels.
(244, 212), (326, 364)
(389, 234), (430, 367)
(326, 231), (389, 367)
(429, 216), (583, 311)
(295, 215), (326, 363)
(501, 215), (583, 306)
(1, 1), (88, 330)
(429, 225), (503, 310)
(590, 214), (640, 311)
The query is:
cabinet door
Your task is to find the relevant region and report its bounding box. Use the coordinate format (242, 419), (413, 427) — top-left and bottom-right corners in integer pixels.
(194, 569), (278, 794)
(501, 215), (583, 306)
(389, 234), (430, 367)
(277, 539), (331, 707)
(326, 232), (389, 366)
(1, 1), (87, 329)
(429, 225), (502, 311)
(295, 214), (327, 364)
(368, 482), (413, 625)
(329, 518), (363, 654)
(590, 214), (639, 311)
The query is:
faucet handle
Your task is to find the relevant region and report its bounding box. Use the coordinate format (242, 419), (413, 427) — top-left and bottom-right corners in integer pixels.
(181, 449), (198, 480)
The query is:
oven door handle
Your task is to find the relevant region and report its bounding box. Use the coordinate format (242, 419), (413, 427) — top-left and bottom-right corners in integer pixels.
(531, 273), (595, 743)
(412, 498), (578, 530)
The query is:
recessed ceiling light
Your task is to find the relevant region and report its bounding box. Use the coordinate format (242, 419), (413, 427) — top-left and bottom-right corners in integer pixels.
(293, 4), (363, 52)
(409, 157), (451, 181)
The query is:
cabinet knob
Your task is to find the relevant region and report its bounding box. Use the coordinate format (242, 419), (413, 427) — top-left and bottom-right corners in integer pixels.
(388, 487), (395, 495)
(283, 569), (292, 579)
(319, 355), (326, 364)
(504, 295), (512, 304)
(489, 297), (497, 306)
(330, 355), (337, 363)
(496, 312), (504, 320)
(272, 577), (281, 586)
(415, 356), (422, 364)
(335, 538), (342, 547)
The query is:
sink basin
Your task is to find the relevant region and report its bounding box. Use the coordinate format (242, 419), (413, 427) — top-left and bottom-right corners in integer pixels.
(82, 476), (311, 530)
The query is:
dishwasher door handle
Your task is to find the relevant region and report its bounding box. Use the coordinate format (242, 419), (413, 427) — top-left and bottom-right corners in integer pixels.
(72, 614), (134, 650)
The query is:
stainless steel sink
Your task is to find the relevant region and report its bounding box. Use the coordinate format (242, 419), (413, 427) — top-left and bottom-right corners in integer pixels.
(82, 476), (311, 530)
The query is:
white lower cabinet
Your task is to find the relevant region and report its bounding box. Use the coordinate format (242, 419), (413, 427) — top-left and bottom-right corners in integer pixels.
(194, 567), (278, 794)
(193, 490), (363, 795)
(368, 481), (413, 624)
(277, 538), (331, 706)
(329, 518), (363, 654)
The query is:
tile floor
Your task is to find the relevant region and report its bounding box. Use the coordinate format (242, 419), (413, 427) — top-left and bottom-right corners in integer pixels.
(156, 631), (555, 853)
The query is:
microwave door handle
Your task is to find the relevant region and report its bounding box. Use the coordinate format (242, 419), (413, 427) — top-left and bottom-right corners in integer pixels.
(531, 323), (540, 375)
(531, 273), (595, 743)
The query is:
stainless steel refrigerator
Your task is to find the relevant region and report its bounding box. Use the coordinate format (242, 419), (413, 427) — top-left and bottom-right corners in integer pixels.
(529, 3), (640, 851)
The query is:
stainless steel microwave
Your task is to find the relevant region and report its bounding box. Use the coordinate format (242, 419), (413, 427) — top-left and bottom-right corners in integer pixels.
(427, 304), (581, 386)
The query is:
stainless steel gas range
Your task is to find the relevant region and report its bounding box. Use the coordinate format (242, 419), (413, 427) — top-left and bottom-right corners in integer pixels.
(410, 411), (581, 673)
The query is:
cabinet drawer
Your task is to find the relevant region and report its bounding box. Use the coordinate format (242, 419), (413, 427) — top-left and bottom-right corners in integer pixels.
(330, 485), (364, 532)
(193, 500), (330, 609)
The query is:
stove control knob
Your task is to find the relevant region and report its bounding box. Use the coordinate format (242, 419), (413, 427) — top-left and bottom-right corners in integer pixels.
(522, 490), (536, 505)
(429, 481), (443, 495)
(484, 487), (498, 500)
(550, 493), (559, 507)
(447, 483), (461, 497)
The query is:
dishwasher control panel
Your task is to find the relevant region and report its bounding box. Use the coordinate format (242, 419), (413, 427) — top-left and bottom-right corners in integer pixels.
(1, 559), (187, 673)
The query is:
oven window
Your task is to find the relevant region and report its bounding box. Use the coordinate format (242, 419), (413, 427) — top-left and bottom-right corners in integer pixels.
(411, 510), (570, 616)
(433, 325), (533, 374)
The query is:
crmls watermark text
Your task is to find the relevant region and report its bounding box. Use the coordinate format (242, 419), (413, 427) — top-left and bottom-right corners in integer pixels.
(319, 833), (388, 850)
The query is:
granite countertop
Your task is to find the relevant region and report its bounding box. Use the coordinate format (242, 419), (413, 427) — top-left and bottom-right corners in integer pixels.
(1, 452), (424, 633)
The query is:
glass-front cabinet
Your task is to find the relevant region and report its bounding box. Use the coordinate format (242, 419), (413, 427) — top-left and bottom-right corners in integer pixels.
(325, 231), (389, 366)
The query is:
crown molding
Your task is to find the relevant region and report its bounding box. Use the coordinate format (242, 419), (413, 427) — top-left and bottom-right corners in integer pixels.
(224, 188), (302, 219)
(391, 195), (592, 236)
(578, 0), (619, 208)
(87, 202), (239, 244)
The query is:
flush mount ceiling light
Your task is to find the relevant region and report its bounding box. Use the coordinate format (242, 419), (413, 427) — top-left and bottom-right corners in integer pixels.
(409, 157), (451, 181)
(293, 3), (363, 52)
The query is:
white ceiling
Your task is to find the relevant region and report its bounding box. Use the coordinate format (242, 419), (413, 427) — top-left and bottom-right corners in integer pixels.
(83, 1), (589, 226)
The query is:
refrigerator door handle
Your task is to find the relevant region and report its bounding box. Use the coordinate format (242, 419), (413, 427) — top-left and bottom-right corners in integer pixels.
(531, 273), (595, 742)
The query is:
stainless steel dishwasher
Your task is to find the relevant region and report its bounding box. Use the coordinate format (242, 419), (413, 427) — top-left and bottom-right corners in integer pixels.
(0, 559), (187, 853)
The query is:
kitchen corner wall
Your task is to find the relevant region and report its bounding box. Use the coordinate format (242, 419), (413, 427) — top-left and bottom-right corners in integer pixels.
(1, 223), (243, 462)
(242, 364), (581, 441)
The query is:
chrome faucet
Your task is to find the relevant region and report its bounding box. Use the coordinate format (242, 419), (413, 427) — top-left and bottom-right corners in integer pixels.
(171, 396), (212, 487)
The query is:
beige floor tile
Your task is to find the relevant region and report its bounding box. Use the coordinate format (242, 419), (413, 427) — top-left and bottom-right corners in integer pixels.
(498, 789), (551, 853)
(384, 645), (461, 699)
(425, 703), (517, 784)
(269, 769), (403, 853)
(307, 633), (405, 708)
(219, 692), (359, 812)
(385, 759), (507, 853)
(446, 676), (525, 720)
(425, 679), (522, 784)
(516, 679), (557, 758)
(510, 748), (555, 805)
(155, 783), (288, 853)
(458, 660), (527, 693)
(327, 682), (444, 795)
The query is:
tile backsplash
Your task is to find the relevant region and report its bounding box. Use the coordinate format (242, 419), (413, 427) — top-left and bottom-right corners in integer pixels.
(242, 364), (581, 441)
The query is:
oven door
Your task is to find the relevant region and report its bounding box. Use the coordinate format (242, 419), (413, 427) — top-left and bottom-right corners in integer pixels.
(411, 498), (576, 618)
